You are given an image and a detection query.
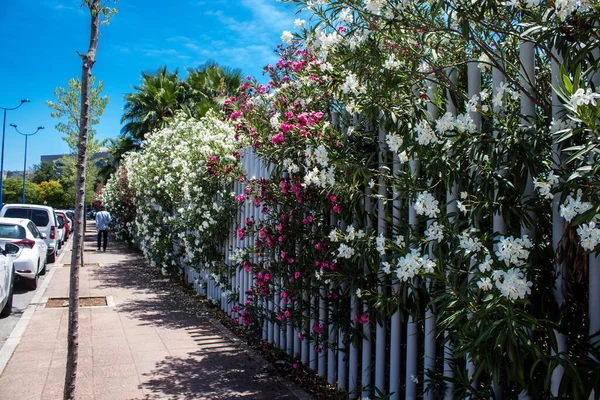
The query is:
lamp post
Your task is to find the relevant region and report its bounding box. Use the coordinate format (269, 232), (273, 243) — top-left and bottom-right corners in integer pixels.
(9, 124), (44, 204)
(1, 99), (30, 205)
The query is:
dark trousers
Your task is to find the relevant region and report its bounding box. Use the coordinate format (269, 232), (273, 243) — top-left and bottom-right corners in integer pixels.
(97, 230), (108, 250)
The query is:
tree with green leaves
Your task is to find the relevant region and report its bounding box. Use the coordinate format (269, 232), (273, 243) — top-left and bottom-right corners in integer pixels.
(31, 160), (59, 184)
(47, 76), (108, 154)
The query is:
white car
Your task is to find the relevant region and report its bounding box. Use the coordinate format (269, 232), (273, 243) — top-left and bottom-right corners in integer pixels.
(55, 214), (66, 248)
(0, 218), (48, 290)
(0, 247), (14, 317)
(0, 204), (59, 263)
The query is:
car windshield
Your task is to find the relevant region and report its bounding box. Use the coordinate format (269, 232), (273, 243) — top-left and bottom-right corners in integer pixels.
(0, 224), (26, 239)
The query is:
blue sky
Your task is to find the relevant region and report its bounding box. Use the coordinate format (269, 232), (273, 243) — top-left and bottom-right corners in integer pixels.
(0, 0), (300, 171)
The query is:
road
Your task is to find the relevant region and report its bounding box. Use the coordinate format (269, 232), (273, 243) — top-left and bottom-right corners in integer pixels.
(0, 248), (66, 351)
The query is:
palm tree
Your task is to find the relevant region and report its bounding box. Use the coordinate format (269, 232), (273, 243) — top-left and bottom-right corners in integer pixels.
(184, 60), (243, 118)
(112, 62), (242, 164)
(120, 66), (184, 146)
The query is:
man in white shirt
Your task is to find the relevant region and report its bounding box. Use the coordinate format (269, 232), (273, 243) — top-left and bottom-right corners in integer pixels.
(95, 206), (112, 251)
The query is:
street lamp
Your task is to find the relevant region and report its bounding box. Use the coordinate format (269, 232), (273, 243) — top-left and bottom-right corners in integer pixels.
(1, 99), (30, 205)
(10, 124), (44, 204)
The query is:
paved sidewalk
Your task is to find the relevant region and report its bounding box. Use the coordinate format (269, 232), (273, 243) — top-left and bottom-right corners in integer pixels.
(0, 222), (305, 400)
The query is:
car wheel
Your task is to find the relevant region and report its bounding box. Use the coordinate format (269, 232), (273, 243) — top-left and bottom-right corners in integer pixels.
(39, 261), (47, 276)
(0, 279), (13, 317)
(47, 252), (56, 264)
(26, 273), (38, 291)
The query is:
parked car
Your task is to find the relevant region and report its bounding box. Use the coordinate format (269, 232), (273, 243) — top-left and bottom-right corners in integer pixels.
(0, 204), (59, 263)
(0, 218), (48, 290)
(55, 215), (65, 248)
(56, 211), (71, 240)
(0, 243), (15, 317)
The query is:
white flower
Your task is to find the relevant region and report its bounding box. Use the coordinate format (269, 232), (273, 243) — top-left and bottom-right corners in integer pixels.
(458, 232), (483, 255)
(384, 54), (402, 70)
(456, 200), (468, 215)
(478, 255), (493, 273)
(386, 132), (404, 153)
(414, 192), (440, 218)
(368, 179), (376, 189)
(477, 277), (493, 291)
(356, 288), (363, 298)
(410, 375), (419, 384)
(328, 229), (340, 242)
(560, 194), (593, 222)
(570, 88), (600, 109)
(382, 261), (392, 274)
(414, 120), (440, 146)
(376, 234), (386, 255)
(424, 222), (444, 243)
(495, 236), (533, 267)
(338, 243), (356, 259)
(478, 53), (491, 71)
(281, 30), (293, 44)
(493, 268), (533, 300)
(340, 72), (365, 96)
(577, 222), (600, 251)
(524, 0), (540, 7)
(339, 8), (354, 23)
(294, 18), (305, 28)
(533, 178), (553, 200)
(364, 0), (385, 14)
(435, 112), (455, 135)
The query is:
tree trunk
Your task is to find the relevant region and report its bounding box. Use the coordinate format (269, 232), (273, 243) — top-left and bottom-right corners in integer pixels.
(64, 2), (101, 399)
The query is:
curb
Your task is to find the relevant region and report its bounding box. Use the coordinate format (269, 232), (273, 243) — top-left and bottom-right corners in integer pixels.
(0, 238), (70, 377)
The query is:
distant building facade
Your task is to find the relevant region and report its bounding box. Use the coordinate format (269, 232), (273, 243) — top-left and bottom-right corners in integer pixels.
(41, 150), (110, 170)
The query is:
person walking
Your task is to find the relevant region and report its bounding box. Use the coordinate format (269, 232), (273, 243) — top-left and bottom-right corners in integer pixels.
(95, 206), (112, 251)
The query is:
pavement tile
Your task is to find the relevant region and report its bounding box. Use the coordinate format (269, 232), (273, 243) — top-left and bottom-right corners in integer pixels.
(92, 350), (135, 366)
(93, 363), (139, 378)
(131, 350), (171, 364)
(0, 374), (45, 399)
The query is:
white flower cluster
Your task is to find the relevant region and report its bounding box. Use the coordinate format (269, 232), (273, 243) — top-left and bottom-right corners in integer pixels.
(414, 192), (440, 218)
(458, 231), (483, 255)
(495, 236), (533, 267)
(424, 222), (444, 243)
(560, 192), (593, 222)
(414, 120), (440, 146)
(364, 0), (386, 14)
(570, 88), (600, 109)
(533, 171), (559, 200)
(554, 0), (594, 22)
(492, 268), (533, 300)
(337, 243), (356, 259)
(577, 220), (600, 251)
(385, 132), (403, 153)
(393, 249), (435, 281)
(340, 72), (366, 96)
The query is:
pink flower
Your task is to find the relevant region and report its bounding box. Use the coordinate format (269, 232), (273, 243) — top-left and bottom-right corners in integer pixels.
(237, 228), (245, 240)
(280, 251), (287, 261)
(271, 132), (285, 145)
(333, 205), (340, 213)
(298, 332), (304, 341)
(294, 271), (301, 279)
(355, 313), (369, 325)
(287, 258), (294, 264)
(284, 310), (291, 318)
(259, 228), (267, 238)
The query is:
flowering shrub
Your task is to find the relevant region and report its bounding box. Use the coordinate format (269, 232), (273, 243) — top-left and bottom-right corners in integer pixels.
(105, 111), (240, 279)
(101, 164), (137, 244)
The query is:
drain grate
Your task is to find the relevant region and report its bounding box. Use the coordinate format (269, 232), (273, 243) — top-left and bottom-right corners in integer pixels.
(61, 263), (101, 268)
(46, 296), (108, 308)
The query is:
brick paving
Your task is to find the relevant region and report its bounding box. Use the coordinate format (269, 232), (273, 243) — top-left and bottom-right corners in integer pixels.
(0, 222), (306, 400)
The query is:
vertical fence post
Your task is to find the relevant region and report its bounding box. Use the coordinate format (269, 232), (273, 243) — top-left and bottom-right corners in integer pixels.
(550, 49), (567, 397)
(375, 113), (388, 394)
(405, 155), (420, 399)
(362, 184), (374, 398)
(423, 80), (439, 400)
(444, 67), (458, 400)
(389, 127), (403, 399)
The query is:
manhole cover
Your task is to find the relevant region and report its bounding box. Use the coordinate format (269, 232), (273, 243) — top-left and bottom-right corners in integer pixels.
(46, 296), (108, 308)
